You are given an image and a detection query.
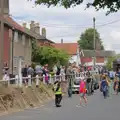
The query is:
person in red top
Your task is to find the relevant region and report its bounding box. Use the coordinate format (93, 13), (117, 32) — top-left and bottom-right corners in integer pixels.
(79, 77), (87, 107)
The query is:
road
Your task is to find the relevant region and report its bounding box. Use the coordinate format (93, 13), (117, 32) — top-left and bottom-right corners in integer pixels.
(0, 91), (120, 120)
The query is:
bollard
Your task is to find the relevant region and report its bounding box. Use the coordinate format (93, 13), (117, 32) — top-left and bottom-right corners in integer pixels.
(54, 74), (56, 82)
(28, 75), (32, 87)
(43, 75), (45, 84)
(36, 75), (39, 87)
(19, 74), (23, 87)
(59, 74), (62, 82)
(62, 73), (65, 81)
(15, 75), (19, 86)
(49, 74), (52, 84)
(7, 75), (10, 86)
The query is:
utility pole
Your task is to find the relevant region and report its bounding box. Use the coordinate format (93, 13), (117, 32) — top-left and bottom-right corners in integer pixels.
(0, 0), (4, 80)
(93, 17), (96, 69)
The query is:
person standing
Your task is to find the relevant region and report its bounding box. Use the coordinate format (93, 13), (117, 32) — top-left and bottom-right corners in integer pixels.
(79, 77), (87, 107)
(86, 75), (92, 96)
(27, 65), (34, 85)
(66, 65), (73, 97)
(53, 81), (62, 107)
(101, 76), (108, 99)
(61, 66), (65, 81)
(22, 65), (28, 85)
(43, 64), (49, 84)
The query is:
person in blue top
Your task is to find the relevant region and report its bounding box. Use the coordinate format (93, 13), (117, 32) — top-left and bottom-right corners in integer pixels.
(100, 76), (108, 99)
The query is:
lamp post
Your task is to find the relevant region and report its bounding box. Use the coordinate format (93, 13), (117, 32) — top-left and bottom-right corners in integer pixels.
(0, 0), (4, 80)
(93, 17), (96, 69)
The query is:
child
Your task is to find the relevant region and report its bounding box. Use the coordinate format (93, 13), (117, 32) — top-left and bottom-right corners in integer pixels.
(79, 77), (87, 107)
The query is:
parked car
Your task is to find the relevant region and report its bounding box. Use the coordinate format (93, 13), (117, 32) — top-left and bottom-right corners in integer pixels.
(72, 77), (80, 94)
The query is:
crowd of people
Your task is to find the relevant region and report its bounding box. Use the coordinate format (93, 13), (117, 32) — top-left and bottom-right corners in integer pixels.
(100, 69), (120, 99)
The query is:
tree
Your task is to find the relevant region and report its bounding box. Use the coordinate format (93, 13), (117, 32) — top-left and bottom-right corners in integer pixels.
(32, 0), (120, 14)
(32, 45), (69, 68)
(106, 54), (120, 70)
(78, 28), (104, 50)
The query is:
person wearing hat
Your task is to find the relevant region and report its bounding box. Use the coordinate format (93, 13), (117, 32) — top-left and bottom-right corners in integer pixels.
(53, 81), (62, 107)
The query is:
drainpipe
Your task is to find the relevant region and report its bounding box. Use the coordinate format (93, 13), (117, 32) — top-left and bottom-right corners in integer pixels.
(11, 28), (15, 75)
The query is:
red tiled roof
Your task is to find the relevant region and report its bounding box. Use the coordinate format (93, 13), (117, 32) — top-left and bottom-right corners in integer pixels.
(96, 57), (104, 63)
(5, 16), (25, 32)
(54, 43), (78, 55)
(81, 57), (104, 64)
(81, 57), (92, 63)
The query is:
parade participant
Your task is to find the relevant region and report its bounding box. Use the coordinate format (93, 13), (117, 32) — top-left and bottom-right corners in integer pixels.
(101, 76), (108, 99)
(78, 77), (87, 107)
(114, 78), (119, 95)
(53, 81), (62, 107)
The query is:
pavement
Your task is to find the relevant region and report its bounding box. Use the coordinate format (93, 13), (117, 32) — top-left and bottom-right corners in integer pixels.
(0, 91), (120, 120)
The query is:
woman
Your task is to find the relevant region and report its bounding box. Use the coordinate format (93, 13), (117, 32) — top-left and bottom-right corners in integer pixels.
(101, 76), (108, 99)
(107, 78), (112, 97)
(78, 77), (87, 107)
(114, 78), (119, 95)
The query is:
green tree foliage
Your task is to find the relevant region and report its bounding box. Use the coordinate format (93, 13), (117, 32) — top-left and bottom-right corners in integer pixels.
(106, 57), (115, 71)
(106, 54), (120, 70)
(32, 0), (120, 14)
(78, 28), (104, 50)
(32, 42), (69, 67)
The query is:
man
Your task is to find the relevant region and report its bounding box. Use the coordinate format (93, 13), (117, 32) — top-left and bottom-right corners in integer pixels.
(66, 65), (74, 97)
(22, 65), (28, 85)
(86, 75), (92, 96)
(27, 65), (34, 77)
(53, 81), (62, 107)
(35, 65), (42, 75)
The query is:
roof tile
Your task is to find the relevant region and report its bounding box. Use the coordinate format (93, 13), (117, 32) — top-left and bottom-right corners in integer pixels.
(54, 43), (78, 55)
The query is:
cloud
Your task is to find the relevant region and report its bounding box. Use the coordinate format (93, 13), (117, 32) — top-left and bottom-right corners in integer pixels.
(9, 0), (120, 53)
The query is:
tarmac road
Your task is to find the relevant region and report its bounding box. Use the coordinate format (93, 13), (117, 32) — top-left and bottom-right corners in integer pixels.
(0, 91), (120, 120)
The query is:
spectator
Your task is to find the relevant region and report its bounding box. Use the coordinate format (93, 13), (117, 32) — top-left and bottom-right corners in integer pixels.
(61, 66), (65, 81)
(35, 64), (43, 75)
(27, 65), (34, 77)
(43, 64), (49, 84)
(22, 65), (28, 85)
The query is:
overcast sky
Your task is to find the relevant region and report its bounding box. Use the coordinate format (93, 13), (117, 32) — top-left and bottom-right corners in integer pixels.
(9, 0), (120, 53)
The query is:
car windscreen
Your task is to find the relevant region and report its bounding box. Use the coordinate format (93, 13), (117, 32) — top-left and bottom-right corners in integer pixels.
(74, 81), (80, 85)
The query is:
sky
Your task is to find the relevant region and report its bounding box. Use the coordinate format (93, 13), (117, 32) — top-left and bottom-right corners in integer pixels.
(9, 0), (120, 53)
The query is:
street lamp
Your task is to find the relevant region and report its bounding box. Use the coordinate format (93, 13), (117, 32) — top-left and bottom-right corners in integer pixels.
(93, 17), (96, 69)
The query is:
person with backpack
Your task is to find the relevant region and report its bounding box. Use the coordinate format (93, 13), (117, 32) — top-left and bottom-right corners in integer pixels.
(101, 76), (108, 99)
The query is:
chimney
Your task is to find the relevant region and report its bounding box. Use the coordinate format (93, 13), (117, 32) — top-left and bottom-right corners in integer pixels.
(61, 39), (63, 44)
(42, 28), (46, 38)
(0, 0), (9, 15)
(34, 23), (40, 34)
(23, 23), (27, 28)
(30, 21), (35, 31)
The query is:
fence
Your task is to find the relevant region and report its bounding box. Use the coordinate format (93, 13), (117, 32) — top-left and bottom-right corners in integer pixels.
(0, 72), (88, 87)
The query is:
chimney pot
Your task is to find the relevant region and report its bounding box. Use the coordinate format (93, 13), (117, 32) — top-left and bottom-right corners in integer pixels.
(42, 28), (46, 38)
(23, 23), (27, 28)
(30, 20), (35, 31)
(61, 39), (63, 44)
(34, 23), (40, 34)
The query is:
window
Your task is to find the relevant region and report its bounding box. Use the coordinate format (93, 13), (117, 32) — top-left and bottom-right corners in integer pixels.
(18, 33), (22, 41)
(22, 35), (25, 45)
(14, 32), (18, 42)
(29, 38), (31, 46)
